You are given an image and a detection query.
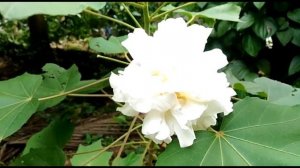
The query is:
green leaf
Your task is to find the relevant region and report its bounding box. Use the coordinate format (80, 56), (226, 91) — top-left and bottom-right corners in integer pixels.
(36, 64), (81, 111)
(242, 33), (263, 57)
(161, 3), (241, 22)
(253, 2), (265, 10)
(276, 17), (289, 31)
(288, 55), (300, 76)
(0, 73), (42, 141)
(287, 8), (300, 24)
(291, 28), (300, 47)
(11, 147), (66, 166)
(276, 28), (293, 46)
(272, 89), (300, 106)
(156, 97), (300, 166)
(212, 21), (233, 38)
(0, 2), (106, 20)
(225, 60), (258, 81)
(71, 139), (113, 166)
(197, 3), (241, 22)
(236, 13), (255, 31)
(22, 118), (74, 155)
(89, 35), (128, 54)
(112, 152), (143, 166)
(252, 17), (277, 40)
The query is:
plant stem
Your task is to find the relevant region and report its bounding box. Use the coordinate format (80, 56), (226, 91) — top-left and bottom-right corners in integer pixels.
(151, 2), (197, 21)
(83, 9), (135, 30)
(116, 115), (139, 159)
(142, 2), (151, 34)
(150, 2), (168, 18)
(82, 124), (142, 166)
(121, 2), (142, 28)
(97, 54), (129, 65)
(38, 77), (109, 101)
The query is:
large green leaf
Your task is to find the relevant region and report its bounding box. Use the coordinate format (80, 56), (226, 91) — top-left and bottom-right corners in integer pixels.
(161, 3), (241, 22)
(156, 97), (300, 166)
(287, 8), (300, 24)
(288, 55), (300, 76)
(36, 63), (109, 111)
(70, 139), (113, 166)
(112, 152), (143, 166)
(0, 73), (42, 141)
(89, 35), (128, 54)
(11, 147), (66, 166)
(291, 28), (300, 47)
(22, 118), (74, 155)
(0, 2), (106, 20)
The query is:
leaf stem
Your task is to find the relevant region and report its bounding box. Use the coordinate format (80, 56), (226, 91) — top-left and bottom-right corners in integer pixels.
(97, 54), (129, 65)
(83, 9), (135, 30)
(150, 2), (169, 18)
(124, 2), (144, 9)
(82, 124), (142, 166)
(151, 2), (197, 21)
(116, 115), (139, 159)
(38, 77), (109, 101)
(67, 93), (112, 97)
(121, 2), (142, 28)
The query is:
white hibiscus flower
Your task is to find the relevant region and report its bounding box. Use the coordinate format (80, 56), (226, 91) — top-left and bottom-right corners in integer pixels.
(109, 17), (236, 148)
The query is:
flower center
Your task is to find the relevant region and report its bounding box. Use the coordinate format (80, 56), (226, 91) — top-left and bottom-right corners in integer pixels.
(176, 92), (188, 105)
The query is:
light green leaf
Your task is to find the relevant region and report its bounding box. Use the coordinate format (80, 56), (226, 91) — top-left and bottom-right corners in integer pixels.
(11, 147), (66, 166)
(112, 152), (143, 166)
(288, 55), (300, 76)
(36, 64), (81, 111)
(287, 8), (300, 24)
(22, 118), (74, 155)
(0, 73), (42, 141)
(253, 2), (265, 10)
(276, 28), (293, 46)
(272, 89), (300, 106)
(0, 2), (106, 20)
(197, 3), (241, 22)
(156, 97), (300, 166)
(242, 34), (263, 57)
(89, 35), (128, 54)
(252, 17), (277, 40)
(161, 3), (241, 22)
(236, 13), (255, 31)
(71, 139), (113, 166)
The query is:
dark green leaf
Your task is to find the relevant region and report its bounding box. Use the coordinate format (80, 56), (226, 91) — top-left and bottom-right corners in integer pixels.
(236, 13), (255, 31)
(288, 55), (300, 76)
(11, 147), (66, 166)
(89, 35), (128, 54)
(242, 34), (263, 57)
(0, 2), (106, 20)
(156, 97), (300, 166)
(276, 17), (289, 31)
(256, 59), (271, 76)
(212, 21), (233, 38)
(252, 17), (277, 40)
(0, 73), (42, 141)
(291, 28), (300, 47)
(276, 28), (293, 46)
(22, 118), (74, 155)
(287, 8), (300, 24)
(225, 60), (258, 81)
(112, 152), (143, 166)
(71, 139), (113, 166)
(253, 2), (265, 10)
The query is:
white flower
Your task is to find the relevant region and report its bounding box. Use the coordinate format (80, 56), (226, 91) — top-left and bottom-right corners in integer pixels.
(109, 17), (236, 148)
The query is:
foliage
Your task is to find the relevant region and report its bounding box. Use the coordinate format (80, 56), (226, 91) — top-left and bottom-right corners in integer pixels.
(0, 1), (300, 166)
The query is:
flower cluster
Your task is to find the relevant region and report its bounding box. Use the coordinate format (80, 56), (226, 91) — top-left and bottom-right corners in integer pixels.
(109, 17), (236, 148)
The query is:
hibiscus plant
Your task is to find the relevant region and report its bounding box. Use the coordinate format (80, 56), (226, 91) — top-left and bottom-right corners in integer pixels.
(1, 2), (300, 166)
